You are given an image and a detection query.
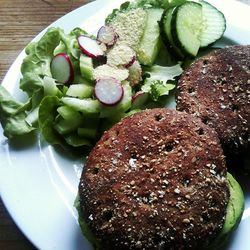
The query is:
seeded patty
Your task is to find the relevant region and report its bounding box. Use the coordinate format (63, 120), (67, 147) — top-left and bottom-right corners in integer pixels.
(176, 45), (250, 155)
(79, 108), (229, 250)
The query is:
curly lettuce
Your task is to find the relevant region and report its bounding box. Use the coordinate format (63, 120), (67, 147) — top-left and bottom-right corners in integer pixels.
(0, 85), (34, 138)
(141, 64), (183, 101)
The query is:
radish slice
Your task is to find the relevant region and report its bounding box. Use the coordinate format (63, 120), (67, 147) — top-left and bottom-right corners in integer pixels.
(131, 91), (148, 109)
(97, 26), (118, 47)
(94, 78), (124, 106)
(125, 56), (136, 68)
(78, 35), (104, 58)
(51, 53), (74, 85)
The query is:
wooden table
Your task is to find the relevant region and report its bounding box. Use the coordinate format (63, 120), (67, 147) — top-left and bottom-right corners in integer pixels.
(0, 1), (93, 249)
(0, 0), (249, 249)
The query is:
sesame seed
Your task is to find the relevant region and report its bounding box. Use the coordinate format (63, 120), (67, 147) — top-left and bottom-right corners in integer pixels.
(183, 218), (190, 224)
(129, 158), (137, 169)
(88, 214), (93, 221)
(174, 188), (181, 194)
(210, 169), (216, 175)
(162, 180), (169, 185)
(130, 180), (135, 185)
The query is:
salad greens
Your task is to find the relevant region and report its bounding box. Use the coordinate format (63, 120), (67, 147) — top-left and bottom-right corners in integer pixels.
(0, 0), (224, 151)
(0, 31), (180, 149)
(105, 0), (186, 24)
(142, 64), (182, 101)
(39, 96), (63, 146)
(0, 85), (34, 138)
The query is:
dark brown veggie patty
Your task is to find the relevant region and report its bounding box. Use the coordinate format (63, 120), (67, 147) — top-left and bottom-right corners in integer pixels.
(79, 108), (229, 250)
(176, 45), (250, 155)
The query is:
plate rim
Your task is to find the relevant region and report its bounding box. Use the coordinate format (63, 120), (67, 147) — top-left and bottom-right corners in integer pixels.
(0, 0), (250, 249)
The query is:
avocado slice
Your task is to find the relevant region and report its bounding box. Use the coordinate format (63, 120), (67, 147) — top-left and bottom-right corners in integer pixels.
(206, 172), (245, 250)
(74, 194), (101, 250)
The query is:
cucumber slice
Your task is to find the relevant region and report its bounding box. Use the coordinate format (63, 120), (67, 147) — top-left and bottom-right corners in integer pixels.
(78, 115), (99, 139)
(199, 0), (226, 48)
(78, 127), (97, 139)
(66, 84), (93, 99)
(65, 133), (92, 147)
(137, 8), (164, 66)
(80, 54), (94, 81)
(57, 106), (80, 120)
(61, 97), (101, 114)
(172, 2), (203, 57)
(54, 115), (83, 135)
(161, 7), (185, 60)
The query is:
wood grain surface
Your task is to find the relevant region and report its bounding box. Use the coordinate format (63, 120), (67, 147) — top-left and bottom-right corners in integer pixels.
(0, 1), (93, 249)
(0, 0), (249, 250)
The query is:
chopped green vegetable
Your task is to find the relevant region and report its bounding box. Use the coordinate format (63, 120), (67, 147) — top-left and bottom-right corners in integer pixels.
(137, 8), (164, 65)
(149, 80), (176, 101)
(66, 84), (93, 99)
(79, 54), (94, 81)
(65, 133), (92, 147)
(78, 127), (97, 139)
(54, 109), (83, 135)
(38, 96), (64, 145)
(61, 97), (101, 114)
(142, 64), (183, 100)
(54, 117), (83, 135)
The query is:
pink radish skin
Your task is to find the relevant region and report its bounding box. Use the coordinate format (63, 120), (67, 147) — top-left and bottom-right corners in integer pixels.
(78, 35), (104, 58)
(97, 26), (118, 47)
(94, 78), (124, 106)
(50, 53), (74, 85)
(124, 55), (136, 68)
(131, 91), (148, 109)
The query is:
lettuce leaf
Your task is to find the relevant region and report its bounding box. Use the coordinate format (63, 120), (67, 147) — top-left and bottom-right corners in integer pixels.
(141, 64), (182, 100)
(105, 1), (131, 24)
(130, 0), (170, 8)
(20, 27), (62, 95)
(0, 85), (34, 138)
(105, 0), (188, 24)
(130, 0), (187, 8)
(38, 96), (64, 146)
(149, 80), (175, 101)
(0, 26), (91, 139)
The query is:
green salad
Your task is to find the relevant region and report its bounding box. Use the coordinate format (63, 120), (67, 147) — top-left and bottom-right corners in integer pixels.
(0, 0), (226, 151)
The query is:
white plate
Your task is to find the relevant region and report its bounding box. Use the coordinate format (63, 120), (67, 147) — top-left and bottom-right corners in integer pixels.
(0, 0), (249, 249)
